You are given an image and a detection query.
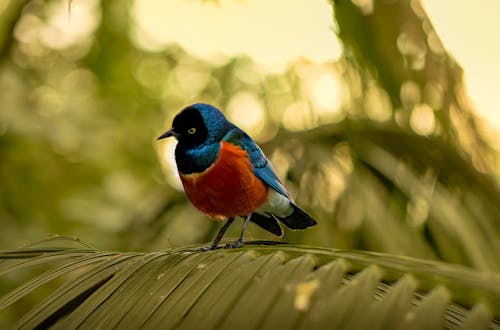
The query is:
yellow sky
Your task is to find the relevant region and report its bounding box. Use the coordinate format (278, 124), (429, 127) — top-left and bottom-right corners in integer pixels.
(133, 0), (341, 68)
(423, 0), (500, 138)
(134, 0), (500, 136)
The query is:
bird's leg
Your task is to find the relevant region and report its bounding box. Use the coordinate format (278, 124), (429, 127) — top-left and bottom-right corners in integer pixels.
(200, 217), (235, 251)
(224, 214), (251, 249)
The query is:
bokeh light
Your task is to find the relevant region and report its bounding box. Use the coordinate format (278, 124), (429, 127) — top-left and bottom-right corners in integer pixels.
(227, 91), (265, 134)
(0, 0), (498, 275)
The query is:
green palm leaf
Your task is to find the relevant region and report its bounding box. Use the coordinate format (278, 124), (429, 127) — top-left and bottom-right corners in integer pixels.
(1, 238), (498, 329)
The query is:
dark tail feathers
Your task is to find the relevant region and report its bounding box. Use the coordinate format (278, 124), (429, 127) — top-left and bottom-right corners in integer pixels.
(249, 204), (316, 237)
(277, 204), (317, 230)
(249, 213), (283, 237)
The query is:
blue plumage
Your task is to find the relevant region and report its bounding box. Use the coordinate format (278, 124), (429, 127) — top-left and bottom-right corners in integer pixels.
(173, 104), (229, 174)
(179, 103), (290, 197)
(222, 128), (289, 197)
(158, 103), (316, 249)
(192, 103), (233, 143)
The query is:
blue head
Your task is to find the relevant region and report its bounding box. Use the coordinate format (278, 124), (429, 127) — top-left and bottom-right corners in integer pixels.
(158, 103), (233, 149)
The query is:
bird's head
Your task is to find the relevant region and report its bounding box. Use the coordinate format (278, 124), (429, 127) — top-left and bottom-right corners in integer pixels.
(157, 103), (231, 148)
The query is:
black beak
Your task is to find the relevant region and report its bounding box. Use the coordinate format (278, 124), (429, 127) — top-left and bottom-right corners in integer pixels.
(157, 128), (176, 140)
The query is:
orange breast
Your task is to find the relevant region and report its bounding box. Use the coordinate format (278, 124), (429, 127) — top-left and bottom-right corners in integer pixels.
(179, 141), (268, 220)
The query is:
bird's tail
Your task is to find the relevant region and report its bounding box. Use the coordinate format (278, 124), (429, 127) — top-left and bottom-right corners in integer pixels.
(249, 213), (283, 237)
(277, 203), (317, 230)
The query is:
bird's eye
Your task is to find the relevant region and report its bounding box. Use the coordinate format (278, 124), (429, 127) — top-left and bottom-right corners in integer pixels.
(187, 128), (196, 134)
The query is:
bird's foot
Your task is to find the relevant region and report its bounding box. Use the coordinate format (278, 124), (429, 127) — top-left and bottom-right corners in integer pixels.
(198, 244), (218, 252)
(223, 240), (243, 249)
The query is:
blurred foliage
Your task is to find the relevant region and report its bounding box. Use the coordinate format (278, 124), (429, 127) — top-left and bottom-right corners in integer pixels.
(0, 0), (499, 274)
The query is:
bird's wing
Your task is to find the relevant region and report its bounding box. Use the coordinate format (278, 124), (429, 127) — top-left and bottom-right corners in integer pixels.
(223, 128), (290, 197)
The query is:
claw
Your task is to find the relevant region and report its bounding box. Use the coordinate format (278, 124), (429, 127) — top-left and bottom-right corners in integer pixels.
(198, 244), (218, 252)
(223, 240), (243, 249)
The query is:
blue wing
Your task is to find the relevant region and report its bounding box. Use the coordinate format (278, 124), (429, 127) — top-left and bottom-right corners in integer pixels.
(222, 128), (290, 197)
(223, 126), (317, 233)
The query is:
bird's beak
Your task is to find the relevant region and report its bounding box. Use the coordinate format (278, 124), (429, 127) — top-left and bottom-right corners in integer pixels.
(157, 128), (176, 140)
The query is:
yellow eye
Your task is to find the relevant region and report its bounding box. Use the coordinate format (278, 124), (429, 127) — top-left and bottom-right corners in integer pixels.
(187, 127), (196, 134)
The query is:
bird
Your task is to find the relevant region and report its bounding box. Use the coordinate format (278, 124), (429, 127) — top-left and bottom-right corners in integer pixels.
(157, 103), (316, 250)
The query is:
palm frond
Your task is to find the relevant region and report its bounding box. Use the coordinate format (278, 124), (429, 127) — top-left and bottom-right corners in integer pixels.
(1, 238), (498, 329)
